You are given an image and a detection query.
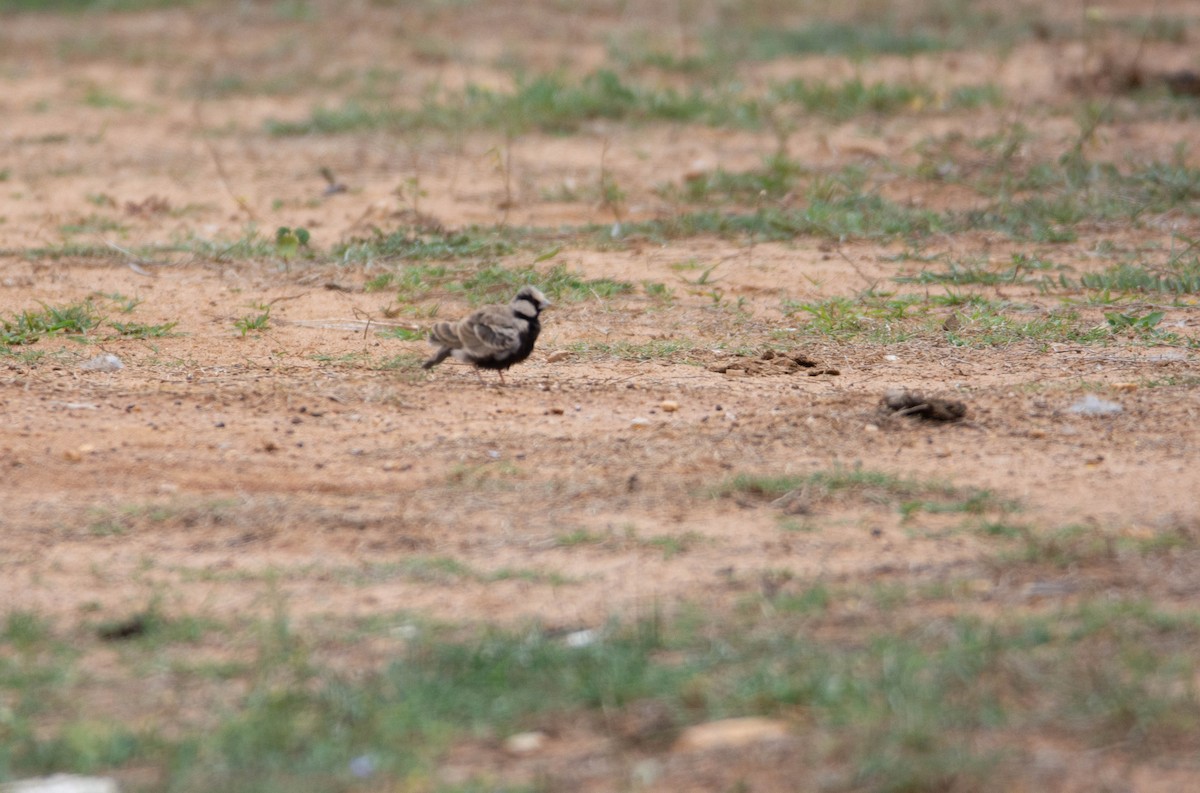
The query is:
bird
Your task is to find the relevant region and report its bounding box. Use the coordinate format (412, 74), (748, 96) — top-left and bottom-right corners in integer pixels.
(421, 285), (550, 384)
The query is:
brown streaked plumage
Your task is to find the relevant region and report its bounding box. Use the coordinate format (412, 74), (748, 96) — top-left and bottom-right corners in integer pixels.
(421, 285), (550, 384)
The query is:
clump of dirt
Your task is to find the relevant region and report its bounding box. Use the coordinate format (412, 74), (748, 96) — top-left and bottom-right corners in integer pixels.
(706, 349), (840, 377)
(1067, 55), (1200, 98)
(880, 389), (968, 422)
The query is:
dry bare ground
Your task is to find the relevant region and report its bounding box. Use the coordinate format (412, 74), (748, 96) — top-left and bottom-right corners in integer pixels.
(1, 1), (1199, 791)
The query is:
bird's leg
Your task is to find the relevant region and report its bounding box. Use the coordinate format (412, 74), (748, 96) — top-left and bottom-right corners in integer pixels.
(497, 370), (507, 386)
(474, 369), (486, 385)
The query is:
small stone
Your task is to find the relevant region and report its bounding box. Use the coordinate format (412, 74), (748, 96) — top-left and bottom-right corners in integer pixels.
(79, 354), (123, 373)
(348, 755), (376, 779)
(548, 406), (565, 415)
(1111, 382), (1138, 392)
(660, 400), (679, 412)
(630, 417), (651, 429)
(504, 731), (548, 755)
(1068, 394), (1122, 416)
(683, 159), (711, 182)
(63, 448), (83, 462)
(864, 423), (879, 432)
(0, 775), (120, 793)
(564, 628), (599, 648)
(1028, 428), (1047, 439)
(673, 717), (790, 752)
(545, 350), (570, 363)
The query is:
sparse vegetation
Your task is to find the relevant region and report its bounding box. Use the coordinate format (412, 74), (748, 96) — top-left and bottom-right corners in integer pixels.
(4, 2), (1200, 791)
(719, 468), (1012, 522)
(4, 575), (1198, 790)
(233, 303), (272, 336)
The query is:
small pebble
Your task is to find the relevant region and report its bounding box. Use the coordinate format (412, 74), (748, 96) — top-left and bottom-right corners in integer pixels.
(564, 628), (599, 647)
(1, 775), (119, 793)
(348, 755), (376, 779)
(1068, 394), (1122, 416)
(660, 400), (679, 412)
(79, 353), (123, 372)
(630, 417), (651, 429)
(504, 731), (548, 755)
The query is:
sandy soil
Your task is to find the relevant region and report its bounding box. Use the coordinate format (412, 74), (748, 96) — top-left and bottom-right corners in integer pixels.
(1, 1), (1199, 789)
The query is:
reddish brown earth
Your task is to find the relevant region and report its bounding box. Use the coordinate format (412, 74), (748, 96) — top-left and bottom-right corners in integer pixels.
(1, 1), (1199, 790)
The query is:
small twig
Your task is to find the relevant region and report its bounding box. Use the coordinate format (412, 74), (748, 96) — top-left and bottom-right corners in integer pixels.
(100, 239), (161, 276)
(833, 243), (881, 292)
(264, 293), (306, 307)
(352, 306), (376, 340)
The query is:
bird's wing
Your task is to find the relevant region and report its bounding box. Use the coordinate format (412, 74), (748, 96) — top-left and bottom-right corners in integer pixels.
(460, 306), (526, 355)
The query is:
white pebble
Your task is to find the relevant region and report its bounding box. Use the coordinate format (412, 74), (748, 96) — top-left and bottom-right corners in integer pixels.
(79, 353), (123, 372)
(564, 628), (599, 647)
(1068, 394), (1123, 416)
(504, 731), (548, 755)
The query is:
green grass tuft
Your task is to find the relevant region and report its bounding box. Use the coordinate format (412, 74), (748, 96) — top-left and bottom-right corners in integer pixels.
(1, 301), (101, 345)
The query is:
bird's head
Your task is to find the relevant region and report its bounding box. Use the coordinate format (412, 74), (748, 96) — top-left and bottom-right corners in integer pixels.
(513, 285), (551, 316)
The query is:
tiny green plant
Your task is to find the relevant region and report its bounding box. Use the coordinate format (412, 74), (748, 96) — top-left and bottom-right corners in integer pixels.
(96, 292), (143, 313)
(363, 272), (396, 292)
(1, 300), (100, 345)
(274, 226), (311, 265)
(108, 320), (179, 339)
(1104, 310), (1164, 333)
(395, 176), (427, 215)
(234, 303), (272, 337)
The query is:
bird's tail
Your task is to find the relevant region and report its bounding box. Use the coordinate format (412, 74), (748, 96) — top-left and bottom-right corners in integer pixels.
(422, 321), (463, 369)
